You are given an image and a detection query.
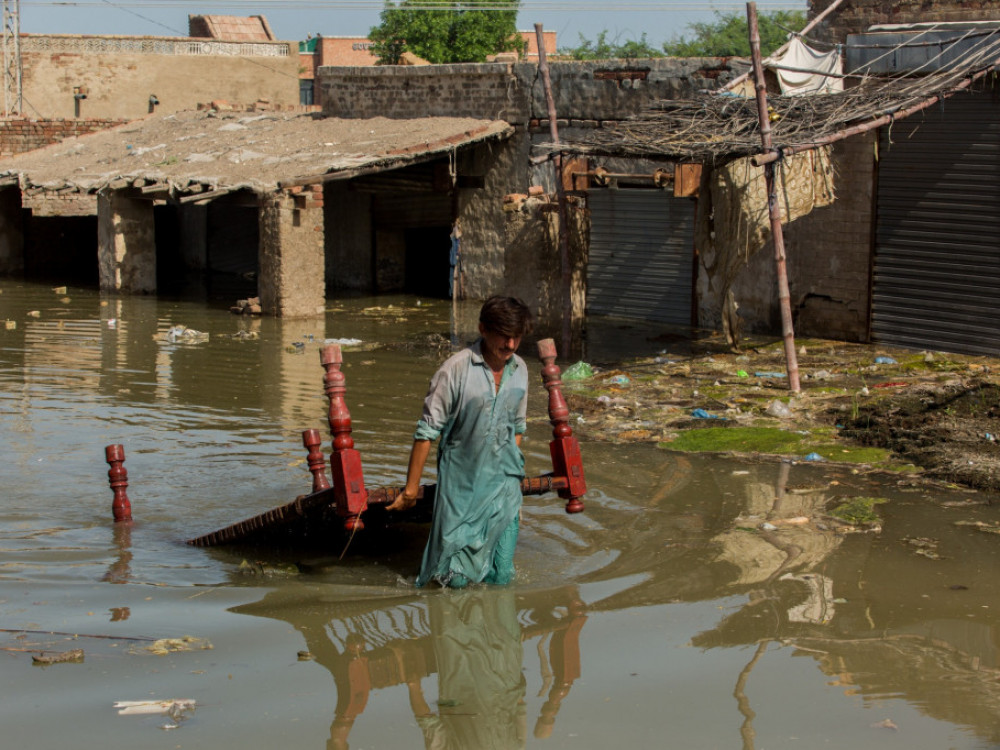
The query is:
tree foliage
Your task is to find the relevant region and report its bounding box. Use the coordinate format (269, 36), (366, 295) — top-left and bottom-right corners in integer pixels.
(662, 10), (808, 58)
(369, 1), (524, 65)
(559, 31), (663, 61)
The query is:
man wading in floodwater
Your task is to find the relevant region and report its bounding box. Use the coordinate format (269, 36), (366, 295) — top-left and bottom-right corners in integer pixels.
(387, 296), (533, 588)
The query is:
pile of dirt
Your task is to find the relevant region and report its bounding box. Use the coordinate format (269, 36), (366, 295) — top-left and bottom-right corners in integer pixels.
(842, 381), (1000, 491)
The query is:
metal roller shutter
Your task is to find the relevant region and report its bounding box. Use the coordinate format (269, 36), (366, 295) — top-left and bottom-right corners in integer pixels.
(872, 90), (1000, 355)
(587, 189), (694, 325)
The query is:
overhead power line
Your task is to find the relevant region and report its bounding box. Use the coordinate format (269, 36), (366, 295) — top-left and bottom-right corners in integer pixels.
(25, 0), (807, 11)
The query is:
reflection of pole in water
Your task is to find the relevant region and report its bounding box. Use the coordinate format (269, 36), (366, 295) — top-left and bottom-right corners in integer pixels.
(733, 640), (769, 750)
(329, 633), (371, 750)
(769, 460), (791, 519)
(103, 520), (133, 584)
(534, 598), (587, 739)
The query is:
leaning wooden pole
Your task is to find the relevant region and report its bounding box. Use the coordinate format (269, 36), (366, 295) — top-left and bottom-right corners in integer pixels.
(748, 1), (801, 392)
(535, 23), (572, 352)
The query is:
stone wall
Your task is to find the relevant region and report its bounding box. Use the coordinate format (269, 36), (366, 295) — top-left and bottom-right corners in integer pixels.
(0, 117), (126, 158)
(809, 0), (1000, 43)
(20, 34), (299, 120)
(729, 132), (876, 342)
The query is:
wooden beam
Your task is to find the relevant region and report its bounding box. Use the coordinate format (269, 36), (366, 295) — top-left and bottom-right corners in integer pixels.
(178, 187), (236, 204)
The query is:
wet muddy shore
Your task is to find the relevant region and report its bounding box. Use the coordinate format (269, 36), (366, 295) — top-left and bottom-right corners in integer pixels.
(564, 332), (1000, 493)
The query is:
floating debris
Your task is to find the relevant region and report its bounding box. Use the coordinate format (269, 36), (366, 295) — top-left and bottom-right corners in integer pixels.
(114, 699), (196, 722)
(903, 536), (942, 559)
(144, 635), (213, 655)
(954, 520), (1000, 535)
(164, 325), (209, 344)
(32, 648), (84, 665)
(828, 497), (887, 526)
(871, 718), (898, 730)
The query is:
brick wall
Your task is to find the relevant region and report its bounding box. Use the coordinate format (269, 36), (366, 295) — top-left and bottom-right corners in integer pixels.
(810, 0), (1000, 43)
(0, 117), (125, 158)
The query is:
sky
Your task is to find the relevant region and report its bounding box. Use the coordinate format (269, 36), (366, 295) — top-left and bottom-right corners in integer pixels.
(19, 0), (808, 50)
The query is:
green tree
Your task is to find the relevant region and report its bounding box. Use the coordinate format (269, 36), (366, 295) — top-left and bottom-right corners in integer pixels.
(662, 10), (807, 58)
(369, 1), (524, 65)
(559, 30), (664, 61)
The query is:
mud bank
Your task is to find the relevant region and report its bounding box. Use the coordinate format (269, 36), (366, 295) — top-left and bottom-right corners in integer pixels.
(562, 334), (1000, 492)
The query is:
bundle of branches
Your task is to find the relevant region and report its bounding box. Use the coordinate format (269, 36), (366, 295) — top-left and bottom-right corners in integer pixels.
(550, 26), (1000, 165)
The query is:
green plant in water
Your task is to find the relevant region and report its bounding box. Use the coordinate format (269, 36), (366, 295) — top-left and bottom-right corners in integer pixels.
(828, 496), (887, 525)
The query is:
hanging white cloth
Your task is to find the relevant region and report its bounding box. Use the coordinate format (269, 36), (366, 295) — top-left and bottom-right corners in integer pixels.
(768, 37), (843, 96)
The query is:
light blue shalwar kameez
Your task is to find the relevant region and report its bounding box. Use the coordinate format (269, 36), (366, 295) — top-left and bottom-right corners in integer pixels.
(414, 340), (527, 588)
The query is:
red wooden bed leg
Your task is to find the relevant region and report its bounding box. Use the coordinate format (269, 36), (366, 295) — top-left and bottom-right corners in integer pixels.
(537, 339), (586, 513)
(302, 428), (332, 493)
(105, 444), (133, 523)
(321, 344), (368, 531)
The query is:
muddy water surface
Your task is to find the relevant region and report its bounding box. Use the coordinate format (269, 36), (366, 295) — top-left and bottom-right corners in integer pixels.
(2, 280), (999, 749)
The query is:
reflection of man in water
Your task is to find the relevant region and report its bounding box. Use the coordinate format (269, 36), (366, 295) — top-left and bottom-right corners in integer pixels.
(398, 591), (527, 749)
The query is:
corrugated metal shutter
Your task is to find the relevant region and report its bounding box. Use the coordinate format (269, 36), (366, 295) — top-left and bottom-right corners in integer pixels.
(588, 189), (694, 325)
(872, 90), (1000, 355)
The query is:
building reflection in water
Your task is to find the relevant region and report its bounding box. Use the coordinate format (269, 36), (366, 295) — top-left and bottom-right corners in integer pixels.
(234, 586), (587, 750)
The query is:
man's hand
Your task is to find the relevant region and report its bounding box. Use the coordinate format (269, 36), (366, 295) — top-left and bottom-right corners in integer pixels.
(387, 439), (431, 512)
(386, 486), (420, 512)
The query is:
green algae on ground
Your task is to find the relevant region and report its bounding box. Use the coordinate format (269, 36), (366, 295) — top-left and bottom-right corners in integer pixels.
(660, 426), (894, 465)
(662, 427), (805, 454)
(828, 496), (888, 525)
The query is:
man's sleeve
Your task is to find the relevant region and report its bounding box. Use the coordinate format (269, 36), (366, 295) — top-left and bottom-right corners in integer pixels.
(414, 359), (460, 441)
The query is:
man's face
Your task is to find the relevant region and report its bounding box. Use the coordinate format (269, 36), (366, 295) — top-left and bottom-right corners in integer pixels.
(479, 323), (521, 367)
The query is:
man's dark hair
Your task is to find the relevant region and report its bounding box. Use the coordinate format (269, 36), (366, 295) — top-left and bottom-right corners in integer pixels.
(480, 296), (533, 338)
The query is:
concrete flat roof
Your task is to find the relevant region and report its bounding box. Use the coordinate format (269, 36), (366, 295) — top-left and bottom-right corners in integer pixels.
(0, 109), (513, 200)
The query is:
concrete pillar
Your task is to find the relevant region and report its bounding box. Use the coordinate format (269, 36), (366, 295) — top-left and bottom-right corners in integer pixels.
(0, 187), (24, 275)
(178, 203), (208, 271)
(97, 189), (156, 293)
(258, 187), (326, 318)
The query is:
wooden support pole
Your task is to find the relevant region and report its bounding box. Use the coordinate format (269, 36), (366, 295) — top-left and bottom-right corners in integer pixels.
(104, 444), (132, 523)
(535, 23), (573, 353)
(748, 2), (801, 393)
(321, 344), (368, 531)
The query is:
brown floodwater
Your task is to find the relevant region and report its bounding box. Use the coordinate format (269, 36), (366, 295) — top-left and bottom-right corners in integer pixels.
(2, 279), (1000, 749)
